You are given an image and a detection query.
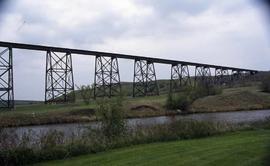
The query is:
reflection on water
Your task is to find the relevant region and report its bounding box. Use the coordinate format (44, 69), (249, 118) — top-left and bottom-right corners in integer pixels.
(6, 109), (270, 138)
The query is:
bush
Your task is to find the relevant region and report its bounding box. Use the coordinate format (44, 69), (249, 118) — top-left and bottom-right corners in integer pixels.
(0, 148), (36, 166)
(166, 92), (191, 111)
(168, 120), (225, 139)
(130, 119), (235, 144)
(261, 76), (270, 93)
(166, 84), (222, 111)
(39, 130), (65, 149)
(96, 96), (127, 140)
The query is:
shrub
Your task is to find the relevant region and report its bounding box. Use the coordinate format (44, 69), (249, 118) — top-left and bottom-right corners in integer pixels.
(166, 92), (191, 111)
(0, 148), (36, 166)
(165, 92), (176, 110)
(168, 120), (224, 139)
(0, 128), (19, 150)
(166, 84), (221, 111)
(96, 96), (127, 140)
(248, 117), (270, 130)
(39, 130), (65, 149)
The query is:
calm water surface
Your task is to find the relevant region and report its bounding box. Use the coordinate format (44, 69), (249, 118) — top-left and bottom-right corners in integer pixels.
(6, 109), (270, 137)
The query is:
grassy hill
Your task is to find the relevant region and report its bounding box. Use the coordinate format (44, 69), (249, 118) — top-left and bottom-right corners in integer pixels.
(191, 86), (270, 112)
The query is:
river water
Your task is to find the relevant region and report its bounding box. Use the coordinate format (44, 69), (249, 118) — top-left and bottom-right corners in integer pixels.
(5, 109), (270, 138)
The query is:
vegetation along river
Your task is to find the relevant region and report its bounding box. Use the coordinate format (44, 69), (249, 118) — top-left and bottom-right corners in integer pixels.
(5, 109), (270, 138)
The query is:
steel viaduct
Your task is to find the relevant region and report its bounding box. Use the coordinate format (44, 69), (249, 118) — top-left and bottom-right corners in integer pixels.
(0, 41), (259, 109)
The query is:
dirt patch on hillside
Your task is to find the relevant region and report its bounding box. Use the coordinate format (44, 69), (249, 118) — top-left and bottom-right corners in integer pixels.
(131, 105), (159, 112)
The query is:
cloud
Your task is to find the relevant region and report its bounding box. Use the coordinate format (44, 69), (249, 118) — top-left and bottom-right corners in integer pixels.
(0, 0), (269, 100)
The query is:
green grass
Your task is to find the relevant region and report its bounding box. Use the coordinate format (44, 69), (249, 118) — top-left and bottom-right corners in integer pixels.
(36, 130), (270, 166)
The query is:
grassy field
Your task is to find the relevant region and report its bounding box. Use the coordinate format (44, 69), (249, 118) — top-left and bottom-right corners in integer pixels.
(36, 130), (270, 166)
(1, 84), (270, 127)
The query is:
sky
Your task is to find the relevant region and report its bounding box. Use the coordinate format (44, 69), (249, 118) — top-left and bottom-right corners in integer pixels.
(0, 0), (270, 100)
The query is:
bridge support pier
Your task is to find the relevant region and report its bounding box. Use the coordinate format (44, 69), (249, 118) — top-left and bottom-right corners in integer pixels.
(45, 51), (75, 103)
(195, 66), (212, 86)
(231, 70), (242, 83)
(94, 56), (121, 98)
(215, 68), (222, 85)
(249, 71), (258, 81)
(170, 64), (191, 92)
(0, 47), (14, 109)
(133, 60), (159, 97)
(215, 68), (230, 85)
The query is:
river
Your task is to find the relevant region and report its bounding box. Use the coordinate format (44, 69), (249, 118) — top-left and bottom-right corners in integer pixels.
(5, 109), (270, 138)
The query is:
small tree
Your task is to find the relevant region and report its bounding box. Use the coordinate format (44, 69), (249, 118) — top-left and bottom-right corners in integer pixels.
(96, 96), (127, 140)
(76, 85), (93, 105)
(166, 83), (221, 112)
(166, 92), (174, 109)
(166, 92), (191, 112)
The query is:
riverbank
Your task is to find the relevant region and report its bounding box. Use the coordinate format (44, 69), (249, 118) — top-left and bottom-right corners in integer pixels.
(1, 117), (270, 166)
(1, 85), (270, 127)
(3, 109), (270, 144)
(36, 129), (270, 166)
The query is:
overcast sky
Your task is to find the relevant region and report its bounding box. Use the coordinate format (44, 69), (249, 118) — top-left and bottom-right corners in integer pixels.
(0, 0), (269, 100)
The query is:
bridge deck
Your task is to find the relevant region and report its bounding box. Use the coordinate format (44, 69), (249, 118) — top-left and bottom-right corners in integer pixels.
(0, 41), (257, 72)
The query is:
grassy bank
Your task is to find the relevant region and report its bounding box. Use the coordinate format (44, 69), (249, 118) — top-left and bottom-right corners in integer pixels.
(1, 85), (270, 127)
(1, 115), (270, 165)
(36, 130), (270, 166)
(191, 86), (270, 113)
(0, 95), (167, 127)
(0, 119), (245, 166)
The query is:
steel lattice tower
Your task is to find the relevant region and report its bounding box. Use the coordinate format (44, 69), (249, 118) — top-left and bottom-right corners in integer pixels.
(215, 68), (230, 85)
(45, 51), (75, 103)
(94, 56), (121, 98)
(195, 66), (214, 87)
(170, 64), (191, 92)
(0, 47), (14, 109)
(133, 60), (159, 97)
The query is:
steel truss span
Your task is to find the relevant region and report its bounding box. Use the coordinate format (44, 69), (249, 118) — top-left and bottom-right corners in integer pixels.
(0, 41), (260, 109)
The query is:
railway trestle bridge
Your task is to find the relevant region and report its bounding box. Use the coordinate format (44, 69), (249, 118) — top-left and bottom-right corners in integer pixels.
(0, 41), (259, 109)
